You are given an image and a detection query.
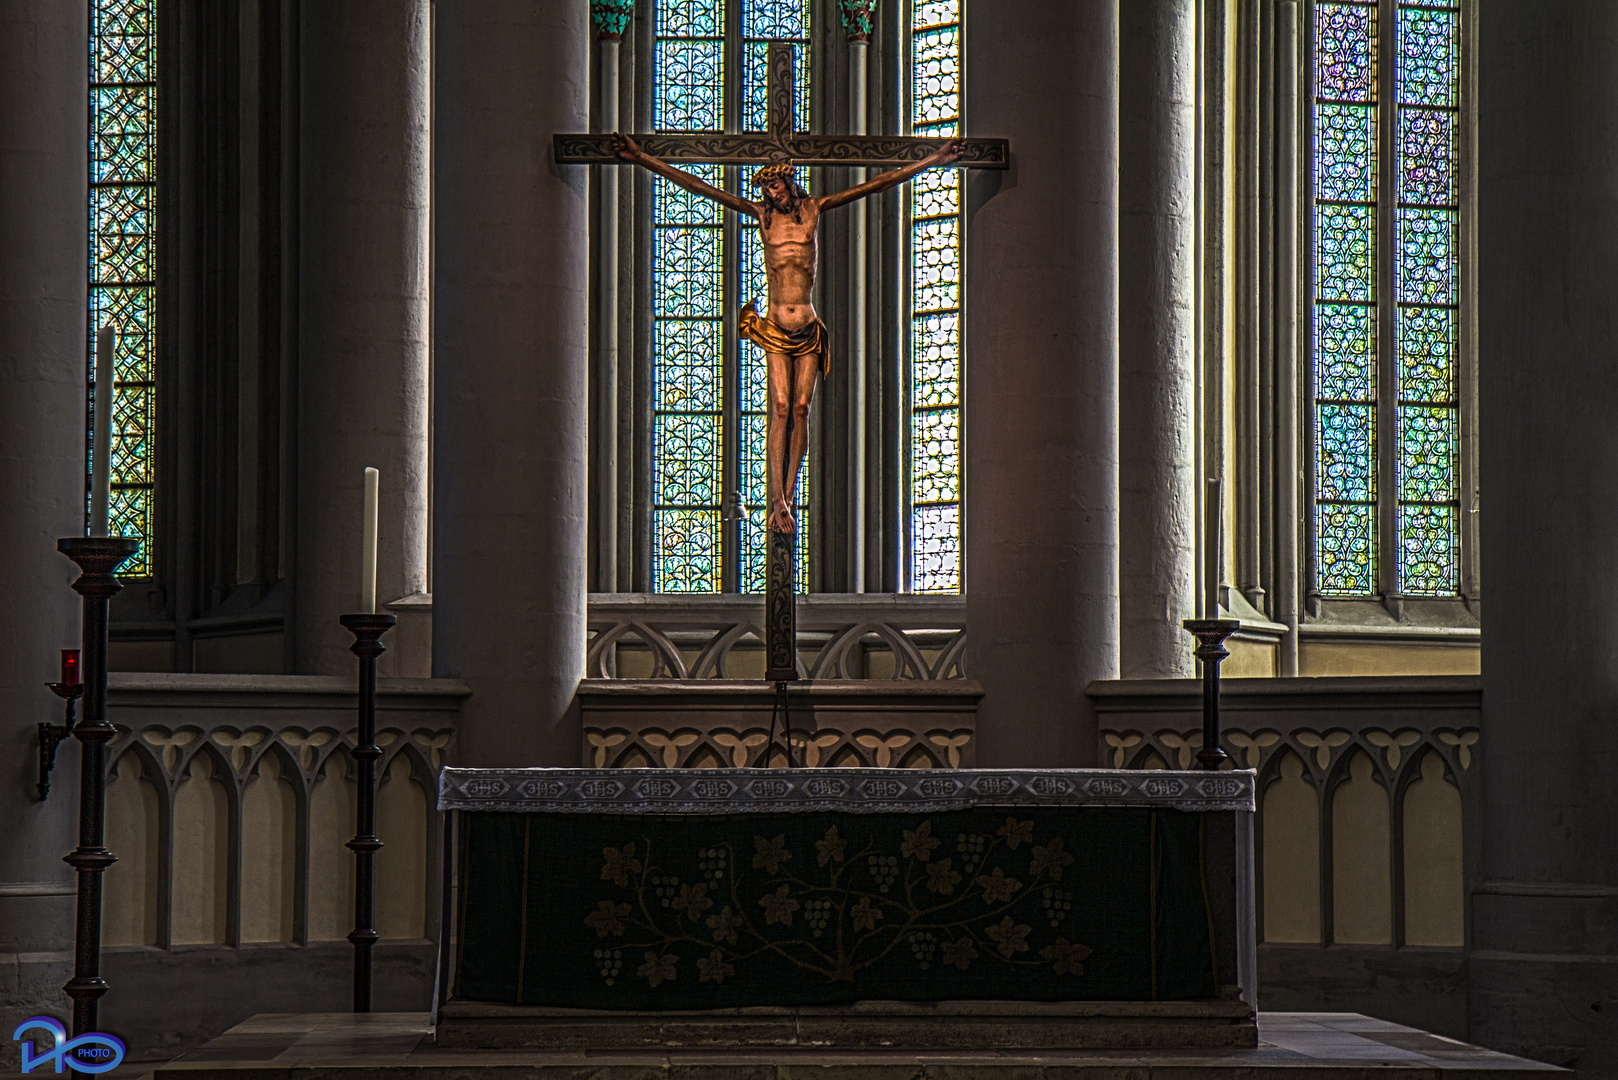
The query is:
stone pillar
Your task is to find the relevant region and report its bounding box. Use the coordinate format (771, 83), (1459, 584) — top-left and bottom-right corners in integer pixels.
(1475, 3), (1618, 1068)
(295, 0), (431, 675)
(433, 1), (589, 766)
(1118, 0), (1197, 679)
(965, 1), (1119, 766)
(0, 0), (86, 1041)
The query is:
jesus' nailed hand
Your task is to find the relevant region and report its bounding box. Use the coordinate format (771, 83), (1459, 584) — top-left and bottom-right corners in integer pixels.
(613, 131), (963, 535)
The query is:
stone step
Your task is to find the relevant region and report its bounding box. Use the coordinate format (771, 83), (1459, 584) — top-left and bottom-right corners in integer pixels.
(150, 1011), (1567, 1079)
(435, 997), (1258, 1051)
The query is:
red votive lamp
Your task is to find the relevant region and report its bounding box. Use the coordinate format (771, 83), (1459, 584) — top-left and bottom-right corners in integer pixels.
(61, 649), (81, 686)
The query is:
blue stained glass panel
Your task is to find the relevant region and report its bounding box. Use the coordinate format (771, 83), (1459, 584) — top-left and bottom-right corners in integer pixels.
(1316, 3), (1376, 101)
(655, 39), (723, 131)
(656, 166), (723, 222)
(655, 509), (721, 593)
(1396, 208), (1455, 306)
(1317, 405), (1376, 503)
(1316, 503), (1376, 594)
(654, 414), (722, 505)
(1315, 204), (1375, 302)
(654, 227), (723, 319)
(654, 321), (722, 412)
(657, 0), (720, 36)
(743, 0), (806, 37)
(1316, 104), (1376, 202)
(1396, 6), (1458, 109)
(1315, 304), (1375, 401)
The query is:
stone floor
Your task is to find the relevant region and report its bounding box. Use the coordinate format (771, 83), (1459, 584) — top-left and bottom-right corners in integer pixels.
(144, 1010), (1564, 1078)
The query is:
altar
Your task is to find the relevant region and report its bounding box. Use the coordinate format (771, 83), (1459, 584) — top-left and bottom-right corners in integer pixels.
(433, 766), (1258, 1051)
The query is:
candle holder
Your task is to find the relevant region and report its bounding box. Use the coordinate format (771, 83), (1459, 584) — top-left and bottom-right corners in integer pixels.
(37, 681), (83, 801)
(1182, 619), (1241, 771)
(340, 612), (396, 1013)
(57, 535), (141, 1038)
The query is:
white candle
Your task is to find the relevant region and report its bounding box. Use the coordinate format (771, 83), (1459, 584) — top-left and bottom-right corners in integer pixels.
(361, 467), (379, 614)
(90, 324), (116, 536)
(1206, 477), (1222, 618)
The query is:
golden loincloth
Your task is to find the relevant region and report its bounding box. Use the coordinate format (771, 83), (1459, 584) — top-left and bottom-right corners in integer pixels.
(739, 301), (830, 376)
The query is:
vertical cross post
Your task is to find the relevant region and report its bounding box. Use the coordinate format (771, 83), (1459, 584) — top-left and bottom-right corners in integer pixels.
(768, 41), (797, 143)
(341, 612), (396, 1012)
(760, 41), (800, 766)
(57, 536), (140, 1037)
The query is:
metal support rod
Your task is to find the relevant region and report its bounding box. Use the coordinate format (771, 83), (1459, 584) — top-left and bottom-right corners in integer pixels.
(38, 682), (80, 801)
(57, 536), (139, 1037)
(1183, 618), (1240, 770)
(340, 612), (396, 1013)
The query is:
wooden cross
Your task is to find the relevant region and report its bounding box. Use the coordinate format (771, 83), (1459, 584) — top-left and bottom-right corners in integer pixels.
(556, 42), (1007, 169)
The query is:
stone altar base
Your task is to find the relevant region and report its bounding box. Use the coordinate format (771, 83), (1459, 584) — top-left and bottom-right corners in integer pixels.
(153, 1012), (1564, 1078)
(434, 998), (1258, 1051)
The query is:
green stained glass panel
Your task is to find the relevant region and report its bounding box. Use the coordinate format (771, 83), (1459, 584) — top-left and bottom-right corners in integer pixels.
(1316, 104), (1376, 202)
(1316, 503), (1375, 595)
(1397, 307), (1454, 403)
(1397, 504), (1456, 596)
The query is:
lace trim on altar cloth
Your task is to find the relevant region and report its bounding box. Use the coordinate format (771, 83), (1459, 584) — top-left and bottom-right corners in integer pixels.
(437, 767), (1256, 815)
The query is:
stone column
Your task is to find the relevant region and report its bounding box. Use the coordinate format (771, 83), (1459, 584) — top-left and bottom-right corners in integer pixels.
(1118, 0), (1197, 679)
(1475, 3), (1618, 1067)
(0, 0), (86, 1038)
(295, 0), (431, 675)
(965, 1), (1119, 766)
(433, 1), (589, 766)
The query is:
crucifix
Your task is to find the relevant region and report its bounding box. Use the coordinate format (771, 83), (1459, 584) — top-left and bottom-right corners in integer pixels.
(558, 43), (1007, 755)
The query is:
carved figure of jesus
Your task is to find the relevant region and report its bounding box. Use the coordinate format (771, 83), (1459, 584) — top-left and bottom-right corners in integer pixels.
(614, 132), (962, 533)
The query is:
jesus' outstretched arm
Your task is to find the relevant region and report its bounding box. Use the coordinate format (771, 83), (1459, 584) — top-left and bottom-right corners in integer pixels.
(612, 132), (759, 218)
(816, 139), (964, 212)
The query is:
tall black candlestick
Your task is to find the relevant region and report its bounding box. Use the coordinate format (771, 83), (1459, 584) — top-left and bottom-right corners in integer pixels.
(1183, 618), (1240, 770)
(340, 612), (395, 1012)
(57, 536), (140, 1037)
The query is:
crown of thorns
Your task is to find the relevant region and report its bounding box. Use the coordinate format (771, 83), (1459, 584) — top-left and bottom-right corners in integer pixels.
(752, 163), (797, 187)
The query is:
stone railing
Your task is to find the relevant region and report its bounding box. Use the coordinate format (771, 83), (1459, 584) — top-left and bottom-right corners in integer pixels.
(587, 593), (967, 681)
(99, 674), (466, 951)
(1091, 676), (1480, 957)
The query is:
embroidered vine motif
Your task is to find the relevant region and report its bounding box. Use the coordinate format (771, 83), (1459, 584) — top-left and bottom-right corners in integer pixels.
(586, 815), (1096, 988)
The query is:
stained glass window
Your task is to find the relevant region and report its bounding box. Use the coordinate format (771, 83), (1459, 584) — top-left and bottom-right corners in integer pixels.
(1310, 0), (1460, 597)
(652, 0), (811, 593)
(89, 0), (158, 577)
(909, 0), (963, 594)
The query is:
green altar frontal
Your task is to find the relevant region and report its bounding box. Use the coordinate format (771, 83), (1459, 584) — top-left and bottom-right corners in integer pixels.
(437, 768), (1256, 1012)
